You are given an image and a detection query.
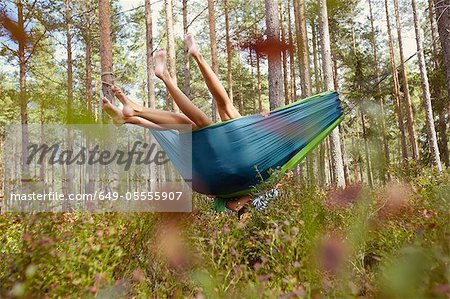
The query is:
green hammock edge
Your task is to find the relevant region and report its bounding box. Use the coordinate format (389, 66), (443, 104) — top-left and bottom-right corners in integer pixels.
(193, 90), (337, 132)
(214, 114), (344, 200)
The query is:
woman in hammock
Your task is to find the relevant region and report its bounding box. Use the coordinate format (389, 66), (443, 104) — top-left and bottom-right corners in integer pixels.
(103, 33), (276, 214)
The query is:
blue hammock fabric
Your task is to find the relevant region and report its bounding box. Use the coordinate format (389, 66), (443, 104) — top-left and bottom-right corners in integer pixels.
(151, 91), (343, 198)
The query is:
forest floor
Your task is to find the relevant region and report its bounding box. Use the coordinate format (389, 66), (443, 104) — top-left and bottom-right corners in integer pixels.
(0, 170), (449, 298)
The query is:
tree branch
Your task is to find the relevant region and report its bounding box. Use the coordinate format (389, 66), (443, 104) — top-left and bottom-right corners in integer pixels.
(23, 0), (38, 22)
(1, 42), (19, 56)
(24, 29), (47, 63)
(187, 6), (209, 29)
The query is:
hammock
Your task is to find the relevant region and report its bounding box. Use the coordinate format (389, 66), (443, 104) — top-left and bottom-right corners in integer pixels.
(151, 91), (343, 198)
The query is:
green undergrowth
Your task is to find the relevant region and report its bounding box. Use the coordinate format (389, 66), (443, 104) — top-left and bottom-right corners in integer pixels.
(0, 170), (449, 298)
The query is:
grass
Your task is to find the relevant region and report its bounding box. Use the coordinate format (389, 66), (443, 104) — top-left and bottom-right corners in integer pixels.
(0, 170), (449, 298)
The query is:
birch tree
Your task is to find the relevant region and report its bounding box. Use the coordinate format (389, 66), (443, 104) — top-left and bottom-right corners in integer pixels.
(411, 0), (442, 171)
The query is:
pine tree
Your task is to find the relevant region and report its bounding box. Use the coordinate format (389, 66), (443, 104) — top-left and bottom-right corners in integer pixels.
(318, 0), (346, 187)
(393, 0), (419, 162)
(224, 0), (233, 104)
(182, 0), (191, 98)
(265, 0), (283, 109)
(85, 0), (92, 112)
(145, 0), (156, 110)
(165, 0), (178, 111)
(99, 0), (114, 102)
(368, 0), (390, 180)
(385, 0), (408, 163)
(207, 0), (219, 121)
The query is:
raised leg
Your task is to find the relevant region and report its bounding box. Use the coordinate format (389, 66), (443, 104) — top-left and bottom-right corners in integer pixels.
(185, 33), (241, 121)
(121, 50), (213, 129)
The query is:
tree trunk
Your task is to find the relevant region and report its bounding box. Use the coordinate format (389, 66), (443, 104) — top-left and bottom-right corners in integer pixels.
(287, 0), (297, 102)
(435, 0), (450, 100)
(99, 0), (118, 194)
(265, 0), (283, 109)
(145, 0), (156, 109)
(99, 0), (114, 102)
(38, 107), (46, 189)
(249, 47), (256, 112)
(207, 0), (219, 121)
(182, 0), (191, 99)
(165, 0), (178, 111)
(280, 0), (290, 105)
(256, 53), (263, 113)
(385, 0), (408, 163)
(18, 0), (29, 178)
(311, 18), (321, 93)
(361, 111), (374, 187)
(236, 33), (244, 114)
(338, 125), (351, 186)
(66, 0), (73, 114)
(434, 0), (450, 164)
(224, 0), (233, 104)
(318, 143), (326, 185)
(368, 0), (389, 181)
(332, 55), (350, 185)
(318, 0), (346, 188)
(393, 0), (420, 162)
(429, 0), (449, 166)
(85, 0), (94, 195)
(294, 0), (312, 97)
(428, 0), (440, 70)
(412, 0), (442, 171)
(293, 0), (303, 96)
(66, 0), (75, 197)
(351, 24), (372, 187)
(312, 16), (326, 186)
(85, 0), (92, 112)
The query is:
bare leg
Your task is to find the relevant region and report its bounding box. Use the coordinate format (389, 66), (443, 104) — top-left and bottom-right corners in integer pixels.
(153, 50), (213, 128)
(102, 97), (191, 131)
(185, 33), (241, 121)
(120, 50), (213, 128)
(111, 85), (197, 128)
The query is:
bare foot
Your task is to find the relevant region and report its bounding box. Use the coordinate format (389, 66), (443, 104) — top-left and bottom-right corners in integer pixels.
(184, 33), (199, 57)
(111, 85), (143, 110)
(111, 85), (143, 117)
(111, 85), (127, 105)
(154, 49), (169, 80)
(102, 97), (125, 126)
